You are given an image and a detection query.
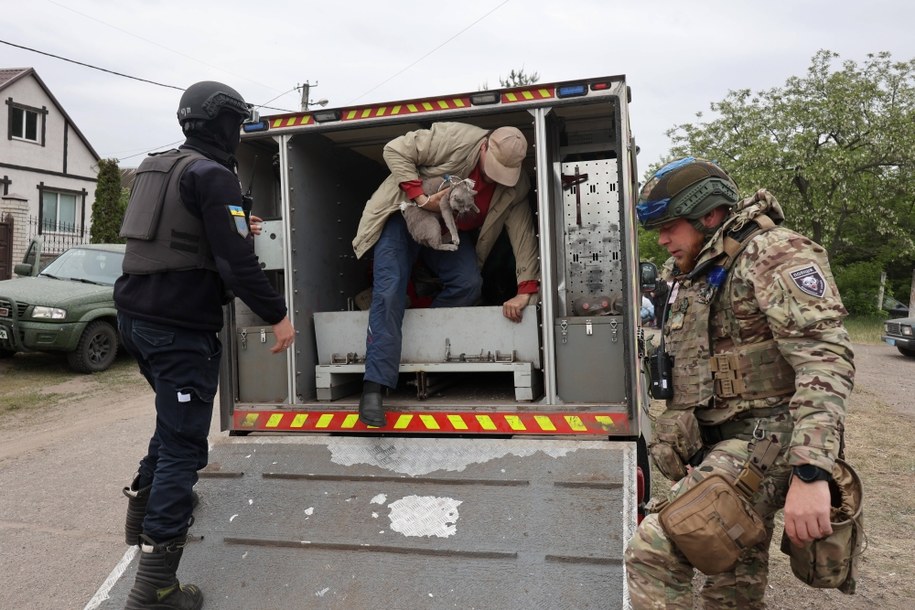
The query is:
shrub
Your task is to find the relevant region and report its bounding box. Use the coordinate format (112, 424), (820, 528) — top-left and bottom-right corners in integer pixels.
(834, 261), (884, 316)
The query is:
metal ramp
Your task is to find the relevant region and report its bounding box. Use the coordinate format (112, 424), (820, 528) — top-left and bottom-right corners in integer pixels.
(93, 435), (634, 609)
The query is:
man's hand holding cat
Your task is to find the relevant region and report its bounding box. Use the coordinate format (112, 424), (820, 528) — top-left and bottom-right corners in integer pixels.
(414, 188), (450, 213)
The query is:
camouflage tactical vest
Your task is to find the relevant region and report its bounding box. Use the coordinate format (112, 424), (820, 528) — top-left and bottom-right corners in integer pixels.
(663, 205), (795, 424)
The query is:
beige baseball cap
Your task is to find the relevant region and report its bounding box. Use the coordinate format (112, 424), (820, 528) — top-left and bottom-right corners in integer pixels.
(483, 126), (528, 186)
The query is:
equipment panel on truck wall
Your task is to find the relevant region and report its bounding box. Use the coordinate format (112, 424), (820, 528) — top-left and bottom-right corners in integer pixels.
(94, 435), (635, 609)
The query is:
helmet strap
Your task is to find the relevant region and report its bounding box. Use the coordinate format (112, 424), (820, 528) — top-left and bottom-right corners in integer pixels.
(690, 206), (729, 236)
(691, 218), (716, 236)
(182, 120), (206, 136)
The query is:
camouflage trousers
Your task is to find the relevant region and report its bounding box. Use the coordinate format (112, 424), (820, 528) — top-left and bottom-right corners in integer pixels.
(626, 417), (793, 609)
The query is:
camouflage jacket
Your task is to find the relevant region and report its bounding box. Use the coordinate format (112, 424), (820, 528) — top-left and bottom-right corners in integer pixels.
(662, 190), (855, 472)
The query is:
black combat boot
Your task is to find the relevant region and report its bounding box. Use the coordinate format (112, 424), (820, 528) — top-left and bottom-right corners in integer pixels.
(124, 474), (200, 546)
(123, 473), (151, 546)
(358, 381), (387, 427)
(125, 536), (202, 610)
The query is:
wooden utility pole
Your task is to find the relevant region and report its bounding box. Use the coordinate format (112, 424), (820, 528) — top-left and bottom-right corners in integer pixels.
(877, 271), (887, 311)
(299, 82), (312, 111)
(910, 268), (915, 312)
(298, 81), (328, 111)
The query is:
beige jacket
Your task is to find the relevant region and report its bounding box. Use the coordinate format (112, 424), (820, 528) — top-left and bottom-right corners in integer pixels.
(351, 122), (540, 286)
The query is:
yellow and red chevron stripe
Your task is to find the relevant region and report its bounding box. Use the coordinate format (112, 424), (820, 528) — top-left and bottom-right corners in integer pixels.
(233, 409), (630, 435)
(501, 87), (555, 104)
(341, 97), (472, 121)
(271, 114), (315, 128)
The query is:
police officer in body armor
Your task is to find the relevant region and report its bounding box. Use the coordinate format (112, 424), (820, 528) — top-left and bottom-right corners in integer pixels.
(624, 157), (855, 608)
(115, 81), (295, 609)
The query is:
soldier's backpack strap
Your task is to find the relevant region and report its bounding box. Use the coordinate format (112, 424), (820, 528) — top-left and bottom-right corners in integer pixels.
(721, 214), (776, 270)
(684, 213), (778, 282)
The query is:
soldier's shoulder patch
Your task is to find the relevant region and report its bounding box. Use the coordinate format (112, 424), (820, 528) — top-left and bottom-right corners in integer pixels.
(786, 263), (827, 298)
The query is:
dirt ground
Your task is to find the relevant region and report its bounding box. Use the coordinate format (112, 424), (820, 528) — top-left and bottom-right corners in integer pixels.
(0, 342), (913, 608)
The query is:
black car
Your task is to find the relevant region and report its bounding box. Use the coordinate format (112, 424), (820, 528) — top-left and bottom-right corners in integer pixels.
(882, 316), (915, 358)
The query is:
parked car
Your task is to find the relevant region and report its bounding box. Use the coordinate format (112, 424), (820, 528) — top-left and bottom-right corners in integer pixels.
(0, 241), (125, 372)
(884, 295), (910, 319)
(882, 315), (915, 358)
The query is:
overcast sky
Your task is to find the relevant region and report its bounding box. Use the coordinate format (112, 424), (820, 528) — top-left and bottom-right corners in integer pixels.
(5, 0), (914, 171)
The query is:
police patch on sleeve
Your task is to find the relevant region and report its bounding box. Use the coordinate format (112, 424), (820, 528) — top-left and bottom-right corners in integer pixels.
(787, 264), (827, 298)
(227, 205), (249, 238)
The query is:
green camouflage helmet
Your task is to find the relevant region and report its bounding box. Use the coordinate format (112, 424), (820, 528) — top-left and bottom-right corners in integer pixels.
(637, 157), (740, 230)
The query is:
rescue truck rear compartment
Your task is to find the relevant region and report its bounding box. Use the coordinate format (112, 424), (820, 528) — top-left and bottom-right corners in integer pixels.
(221, 76), (645, 433)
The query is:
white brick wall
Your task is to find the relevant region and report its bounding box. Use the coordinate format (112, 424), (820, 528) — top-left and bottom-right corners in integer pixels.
(1, 197), (30, 267)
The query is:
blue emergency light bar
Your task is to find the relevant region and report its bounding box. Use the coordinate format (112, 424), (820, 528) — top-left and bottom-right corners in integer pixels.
(242, 120), (269, 133)
(557, 84), (588, 98)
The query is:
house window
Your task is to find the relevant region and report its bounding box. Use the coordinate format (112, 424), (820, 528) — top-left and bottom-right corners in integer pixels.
(42, 191), (79, 233)
(10, 105), (40, 142)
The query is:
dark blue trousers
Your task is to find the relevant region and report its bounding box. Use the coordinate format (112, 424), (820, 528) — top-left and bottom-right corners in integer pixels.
(365, 214), (482, 388)
(117, 312), (221, 542)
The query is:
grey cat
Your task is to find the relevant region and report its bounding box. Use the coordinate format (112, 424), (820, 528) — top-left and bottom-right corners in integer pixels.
(400, 176), (479, 251)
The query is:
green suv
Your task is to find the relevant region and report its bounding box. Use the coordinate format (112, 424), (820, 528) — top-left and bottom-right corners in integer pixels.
(0, 241), (125, 372)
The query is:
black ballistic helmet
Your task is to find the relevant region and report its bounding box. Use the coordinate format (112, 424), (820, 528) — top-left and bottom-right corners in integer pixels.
(637, 157), (740, 230)
(177, 81), (251, 125)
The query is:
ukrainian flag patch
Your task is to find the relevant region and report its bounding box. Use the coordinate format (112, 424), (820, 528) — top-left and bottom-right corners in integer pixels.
(228, 205), (249, 238)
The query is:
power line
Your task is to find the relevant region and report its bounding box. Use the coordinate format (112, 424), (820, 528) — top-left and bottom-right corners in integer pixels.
(44, 0), (285, 95)
(1, 38), (298, 162)
(348, 0), (512, 104)
(257, 87), (299, 111)
(1, 39), (184, 90)
(116, 140), (184, 162)
(0, 38), (295, 113)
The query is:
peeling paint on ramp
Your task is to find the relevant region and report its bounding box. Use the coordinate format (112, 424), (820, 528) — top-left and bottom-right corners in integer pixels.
(387, 495), (463, 538)
(326, 437), (574, 476)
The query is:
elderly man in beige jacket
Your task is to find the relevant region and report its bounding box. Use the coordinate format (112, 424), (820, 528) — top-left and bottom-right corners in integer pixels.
(352, 122), (540, 426)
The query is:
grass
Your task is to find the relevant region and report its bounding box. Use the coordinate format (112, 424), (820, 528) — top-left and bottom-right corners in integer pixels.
(0, 391), (65, 412)
(0, 352), (144, 416)
(844, 315), (887, 345)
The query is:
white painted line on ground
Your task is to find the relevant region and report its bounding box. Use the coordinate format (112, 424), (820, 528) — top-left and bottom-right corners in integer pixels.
(84, 546), (137, 610)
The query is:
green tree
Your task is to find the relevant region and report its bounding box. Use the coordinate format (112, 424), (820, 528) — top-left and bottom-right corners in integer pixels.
(499, 68), (540, 88)
(89, 158), (125, 243)
(638, 226), (669, 268)
(664, 50), (915, 272)
(833, 260), (884, 316)
(480, 68), (541, 91)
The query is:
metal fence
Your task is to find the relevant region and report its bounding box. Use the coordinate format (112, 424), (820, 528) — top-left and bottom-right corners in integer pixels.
(26, 216), (87, 255)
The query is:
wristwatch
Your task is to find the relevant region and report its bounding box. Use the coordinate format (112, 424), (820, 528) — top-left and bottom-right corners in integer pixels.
(793, 464), (832, 483)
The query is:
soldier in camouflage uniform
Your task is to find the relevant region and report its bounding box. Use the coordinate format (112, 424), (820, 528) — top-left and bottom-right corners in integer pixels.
(625, 157), (855, 609)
